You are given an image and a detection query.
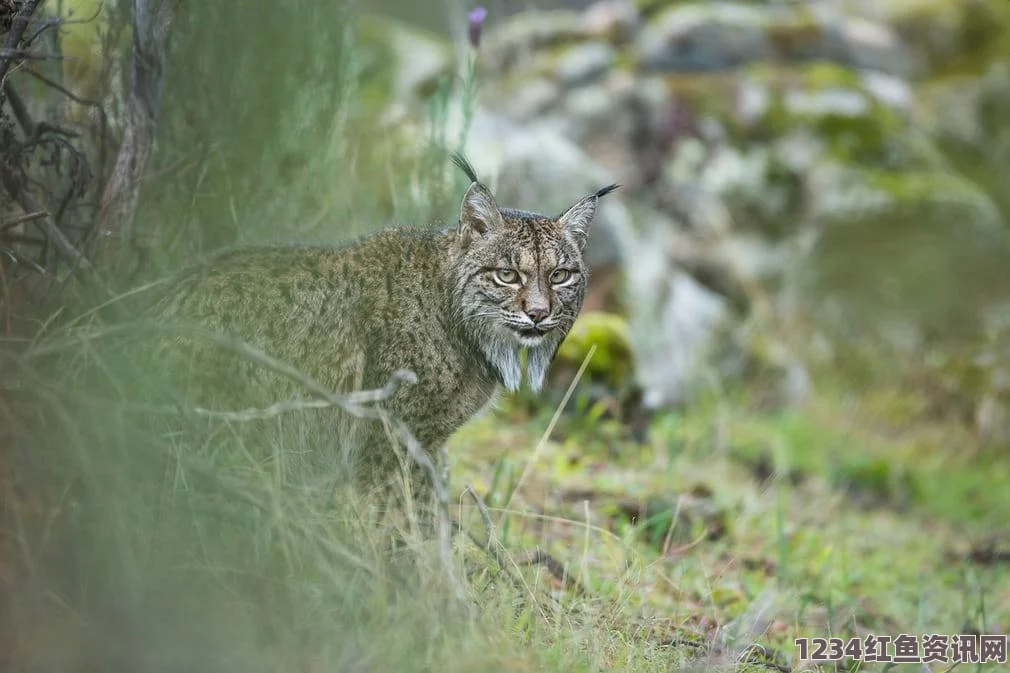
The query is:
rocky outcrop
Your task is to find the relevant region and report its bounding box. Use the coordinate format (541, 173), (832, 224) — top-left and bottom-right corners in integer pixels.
(364, 0), (1010, 414)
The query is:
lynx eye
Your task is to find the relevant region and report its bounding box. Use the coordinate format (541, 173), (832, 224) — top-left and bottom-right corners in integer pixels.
(494, 268), (520, 285)
(549, 268), (573, 285)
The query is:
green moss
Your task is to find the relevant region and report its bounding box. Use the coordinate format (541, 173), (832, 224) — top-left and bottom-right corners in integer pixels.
(764, 15), (826, 62)
(863, 169), (1000, 223)
(746, 63), (900, 162)
(883, 0), (1010, 77)
(556, 311), (635, 387)
(662, 72), (741, 121)
(795, 61), (863, 89)
(634, 0), (677, 19)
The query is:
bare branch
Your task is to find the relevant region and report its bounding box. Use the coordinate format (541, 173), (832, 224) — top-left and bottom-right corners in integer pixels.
(0, 210), (48, 232)
(0, 0), (43, 86)
(1, 245), (47, 275)
(25, 0), (104, 45)
(130, 369), (422, 424)
(0, 48), (61, 61)
(0, 176), (91, 269)
(22, 66), (105, 110)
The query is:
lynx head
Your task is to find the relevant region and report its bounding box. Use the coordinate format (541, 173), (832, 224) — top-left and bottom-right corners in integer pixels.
(448, 152), (619, 393)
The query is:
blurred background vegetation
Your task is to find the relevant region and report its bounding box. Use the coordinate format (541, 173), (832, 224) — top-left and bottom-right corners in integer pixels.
(1, 0), (1009, 670)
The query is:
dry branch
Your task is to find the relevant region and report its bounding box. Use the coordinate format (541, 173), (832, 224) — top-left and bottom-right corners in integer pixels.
(0, 210), (46, 232)
(0, 0), (43, 86)
(1, 0), (114, 323)
(2, 186), (92, 269)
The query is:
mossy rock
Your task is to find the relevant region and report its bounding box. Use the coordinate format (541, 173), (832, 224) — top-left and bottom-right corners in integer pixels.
(635, 0), (675, 19)
(486, 39), (616, 101)
(478, 10), (588, 77)
(857, 0), (1010, 77)
(660, 71), (742, 120)
(635, 1), (907, 76)
(555, 311), (634, 388)
(659, 61), (908, 165)
(742, 62), (906, 163)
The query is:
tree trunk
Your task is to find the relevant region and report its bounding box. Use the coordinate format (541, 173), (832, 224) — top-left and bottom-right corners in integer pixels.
(98, 0), (178, 267)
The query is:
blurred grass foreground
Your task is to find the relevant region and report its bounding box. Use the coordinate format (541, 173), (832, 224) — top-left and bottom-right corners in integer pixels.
(2, 0), (1010, 671)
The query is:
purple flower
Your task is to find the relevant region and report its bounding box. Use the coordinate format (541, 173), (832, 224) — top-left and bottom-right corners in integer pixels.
(468, 6), (487, 49)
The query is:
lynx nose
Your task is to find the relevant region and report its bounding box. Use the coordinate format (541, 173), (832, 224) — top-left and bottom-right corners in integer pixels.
(525, 305), (549, 324)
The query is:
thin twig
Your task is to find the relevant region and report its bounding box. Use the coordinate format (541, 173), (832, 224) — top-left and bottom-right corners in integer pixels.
(1, 247), (48, 276)
(23, 66), (105, 110)
(0, 210), (48, 232)
(0, 181), (91, 269)
(0, 48), (61, 61)
(25, 0), (105, 45)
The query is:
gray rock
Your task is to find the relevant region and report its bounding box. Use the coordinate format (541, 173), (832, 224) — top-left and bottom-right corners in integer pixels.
(553, 41), (617, 87)
(635, 3), (771, 72)
(499, 77), (563, 120)
(620, 219), (734, 408)
(634, 2), (910, 76)
(860, 71), (913, 112)
(582, 0), (641, 44)
(736, 75), (772, 125)
(479, 10), (588, 76)
(822, 16), (910, 75)
(666, 142), (804, 239)
(784, 88), (869, 118)
(560, 80), (622, 139)
(834, 0), (1005, 75)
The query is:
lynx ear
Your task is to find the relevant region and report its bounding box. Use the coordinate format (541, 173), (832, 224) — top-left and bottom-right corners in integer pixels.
(459, 182), (504, 240)
(558, 183), (620, 250)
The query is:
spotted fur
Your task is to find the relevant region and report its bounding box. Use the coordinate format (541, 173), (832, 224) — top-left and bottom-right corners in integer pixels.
(149, 153), (618, 485)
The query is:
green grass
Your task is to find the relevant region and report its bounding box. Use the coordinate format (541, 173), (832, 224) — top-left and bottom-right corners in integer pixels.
(448, 374), (1010, 670)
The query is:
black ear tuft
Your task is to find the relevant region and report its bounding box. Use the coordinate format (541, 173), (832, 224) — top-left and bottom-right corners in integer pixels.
(594, 183), (621, 199)
(451, 152), (481, 185)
